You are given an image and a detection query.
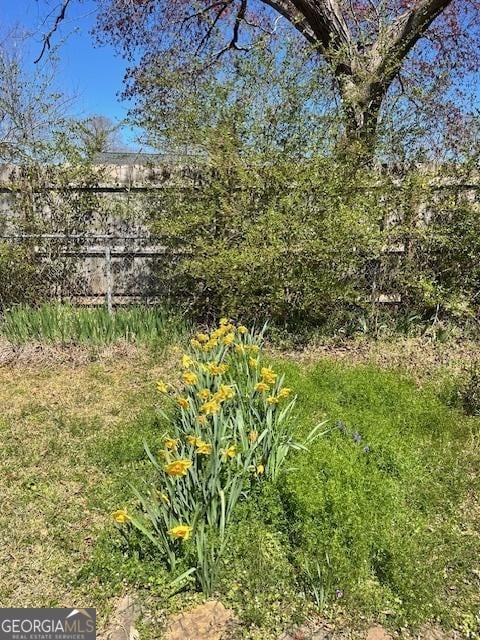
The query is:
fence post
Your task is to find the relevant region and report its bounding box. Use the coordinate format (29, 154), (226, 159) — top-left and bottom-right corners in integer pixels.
(105, 245), (113, 315)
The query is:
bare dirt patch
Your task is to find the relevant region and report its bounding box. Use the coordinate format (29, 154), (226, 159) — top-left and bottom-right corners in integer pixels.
(0, 338), (143, 367)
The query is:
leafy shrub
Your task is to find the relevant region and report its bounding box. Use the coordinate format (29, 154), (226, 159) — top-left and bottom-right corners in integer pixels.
(150, 156), (386, 329)
(113, 320), (322, 594)
(0, 243), (47, 311)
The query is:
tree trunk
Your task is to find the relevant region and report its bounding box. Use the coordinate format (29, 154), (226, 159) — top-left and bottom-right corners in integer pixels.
(338, 77), (385, 165)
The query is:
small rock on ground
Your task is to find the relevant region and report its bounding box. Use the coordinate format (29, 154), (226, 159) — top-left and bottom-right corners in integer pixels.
(107, 595), (141, 640)
(165, 600), (235, 640)
(365, 626), (393, 640)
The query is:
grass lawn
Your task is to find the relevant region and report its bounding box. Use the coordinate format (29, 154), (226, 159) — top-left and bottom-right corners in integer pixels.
(1, 335), (479, 639)
(0, 352), (171, 624)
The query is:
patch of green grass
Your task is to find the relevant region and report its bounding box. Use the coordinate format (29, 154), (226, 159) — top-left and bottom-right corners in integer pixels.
(2, 348), (480, 639)
(223, 359), (480, 633)
(89, 354), (478, 637)
(1, 303), (189, 348)
(75, 355), (480, 637)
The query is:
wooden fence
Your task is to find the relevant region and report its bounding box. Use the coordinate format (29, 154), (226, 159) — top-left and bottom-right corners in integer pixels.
(1, 157), (479, 309)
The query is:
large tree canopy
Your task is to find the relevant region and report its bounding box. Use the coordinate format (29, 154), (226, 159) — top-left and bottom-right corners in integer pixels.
(90, 0), (480, 158)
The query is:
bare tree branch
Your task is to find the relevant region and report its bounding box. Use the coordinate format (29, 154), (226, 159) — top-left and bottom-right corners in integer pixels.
(231, 0), (248, 48)
(372, 0), (454, 83)
(291, 0), (353, 54)
(260, 0), (315, 43)
(195, 3), (232, 54)
(196, 0), (254, 71)
(34, 0), (72, 64)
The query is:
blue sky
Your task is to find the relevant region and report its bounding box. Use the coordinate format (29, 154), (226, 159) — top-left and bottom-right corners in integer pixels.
(4, 1), (479, 152)
(4, 0), (138, 146)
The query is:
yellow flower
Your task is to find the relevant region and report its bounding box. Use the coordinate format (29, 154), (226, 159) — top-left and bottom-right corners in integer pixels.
(237, 325), (248, 334)
(207, 362), (229, 375)
(278, 387), (293, 399)
(214, 385), (235, 402)
(197, 415), (208, 426)
(112, 509), (130, 524)
(267, 395), (279, 405)
(164, 459), (192, 476)
(220, 385), (235, 399)
(182, 354), (195, 368)
(222, 332), (235, 346)
(219, 317), (229, 326)
(248, 357), (258, 368)
(165, 437), (179, 450)
(211, 327), (226, 339)
(256, 463), (265, 475)
(200, 399), (220, 415)
(183, 371), (198, 385)
(196, 440), (212, 455)
(261, 367), (277, 385)
(248, 345), (260, 354)
(197, 388), (211, 401)
(223, 445), (237, 459)
(186, 435), (200, 446)
(203, 338), (218, 351)
(190, 338), (201, 349)
(168, 524), (192, 540)
(248, 430), (258, 443)
(196, 333), (210, 343)
(156, 380), (168, 393)
(255, 381), (270, 393)
(176, 396), (190, 410)
(235, 344), (246, 354)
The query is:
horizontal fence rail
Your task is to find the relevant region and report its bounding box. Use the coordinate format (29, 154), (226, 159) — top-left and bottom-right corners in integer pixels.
(1, 233), (176, 310)
(1, 232), (406, 310)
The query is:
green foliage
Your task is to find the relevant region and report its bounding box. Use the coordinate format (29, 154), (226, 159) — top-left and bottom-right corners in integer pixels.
(2, 123), (128, 309)
(135, 36), (480, 333)
(391, 170), (480, 322)
(0, 244), (48, 311)
(150, 155), (388, 328)
(77, 526), (171, 599)
(248, 360), (480, 629)
(218, 519), (303, 639)
(121, 321), (320, 595)
(1, 303), (189, 348)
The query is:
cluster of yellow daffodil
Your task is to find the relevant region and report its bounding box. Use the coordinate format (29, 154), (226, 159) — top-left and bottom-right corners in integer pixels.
(254, 366), (292, 405)
(113, 318), (300, 594)
(188, 318), (248, 352)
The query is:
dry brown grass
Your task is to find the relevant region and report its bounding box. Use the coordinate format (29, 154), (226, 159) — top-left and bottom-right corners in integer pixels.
(277, 336), (479, 384)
